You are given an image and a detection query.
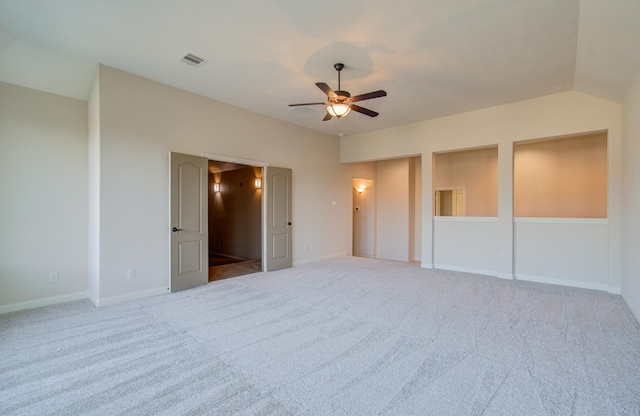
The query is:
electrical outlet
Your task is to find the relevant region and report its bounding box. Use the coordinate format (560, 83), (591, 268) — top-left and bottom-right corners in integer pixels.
(49, 272), (58, 283)
(127, 268), (136, 279)
(500, 252), (506, 261)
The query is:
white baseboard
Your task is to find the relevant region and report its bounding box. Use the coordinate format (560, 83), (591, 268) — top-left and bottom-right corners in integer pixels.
(434, 264), (498, 277)
(608, 286), (621, 295)
(622, 295), (640, 326)
(0, 291), (89, 315)
(92, 287), (170, 307)
(87, 292), (98, 307)
(376, 255), (411, 263)
(497, 273), (515, 280)
(293, 251), (346, 267)
(515, 273), (609, 292)
(420, 262), (433, 269)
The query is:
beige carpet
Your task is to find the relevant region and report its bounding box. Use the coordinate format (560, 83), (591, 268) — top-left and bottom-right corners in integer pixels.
(2, 257), (639, 415)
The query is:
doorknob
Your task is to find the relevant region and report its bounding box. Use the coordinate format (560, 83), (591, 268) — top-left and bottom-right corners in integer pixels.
(172, 227), (183, 232)
(288, 222), (292, 226)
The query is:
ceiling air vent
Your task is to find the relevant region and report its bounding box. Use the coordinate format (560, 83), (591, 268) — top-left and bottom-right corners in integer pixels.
(180, 53), (207, 68)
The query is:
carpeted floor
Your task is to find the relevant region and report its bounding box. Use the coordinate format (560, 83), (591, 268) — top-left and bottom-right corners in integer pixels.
(1, 257), (639, 415)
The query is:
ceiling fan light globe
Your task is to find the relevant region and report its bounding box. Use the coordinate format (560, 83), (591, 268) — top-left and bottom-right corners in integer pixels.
(327, 103), (351, 118)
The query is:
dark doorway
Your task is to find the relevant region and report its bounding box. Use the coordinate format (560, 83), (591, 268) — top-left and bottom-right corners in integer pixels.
(208, 160), (262, 281)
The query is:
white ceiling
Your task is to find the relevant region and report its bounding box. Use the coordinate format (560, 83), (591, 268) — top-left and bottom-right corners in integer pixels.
(1, 0), (639, 137)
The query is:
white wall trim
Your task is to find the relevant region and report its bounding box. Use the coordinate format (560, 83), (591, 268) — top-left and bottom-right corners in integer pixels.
(421, 262), (434, 269)
(87, 291), (98, 307)
(497, 273), (514, 280)
(434, 264), (498, 277)
(433, 216), (498, 222)
(201, 153), (269, 167)
(376, 255), (411, 263)
(92, 287), (170, 307)
(608, 286), (621, 295)
(515, 273), (609, 292)
(0, 292), (89, 315)
(514, 217), (608, 224)
(293, 251), (346, 266)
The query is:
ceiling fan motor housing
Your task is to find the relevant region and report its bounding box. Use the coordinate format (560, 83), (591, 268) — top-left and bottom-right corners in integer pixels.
(334, 90), (351, 101)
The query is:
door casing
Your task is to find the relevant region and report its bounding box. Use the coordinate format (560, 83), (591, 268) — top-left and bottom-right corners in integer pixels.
(172, 153), (293, 288)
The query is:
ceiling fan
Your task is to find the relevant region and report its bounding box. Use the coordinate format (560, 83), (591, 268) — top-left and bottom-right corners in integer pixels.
(289, 63), (387, 121)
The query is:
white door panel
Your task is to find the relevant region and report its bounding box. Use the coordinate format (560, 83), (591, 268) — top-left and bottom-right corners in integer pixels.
(266, 167), (292, 271)
(171, 152), (208, 291)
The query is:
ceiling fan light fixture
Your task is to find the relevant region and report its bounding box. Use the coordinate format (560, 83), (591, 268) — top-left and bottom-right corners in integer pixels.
(327, 103), (351, 118)
(289, 63), (386, 121)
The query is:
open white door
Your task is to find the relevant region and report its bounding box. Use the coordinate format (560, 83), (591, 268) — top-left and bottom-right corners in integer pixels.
(265, 166), (292, 271)
(170, 152), (208, 292)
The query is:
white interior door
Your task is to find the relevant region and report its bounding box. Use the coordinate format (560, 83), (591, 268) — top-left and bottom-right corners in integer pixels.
(170, 152), (208, 292)
(265, 166), (292, 271)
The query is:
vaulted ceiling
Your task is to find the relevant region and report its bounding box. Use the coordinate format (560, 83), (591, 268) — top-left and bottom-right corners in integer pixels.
(1, 0), (639, 137)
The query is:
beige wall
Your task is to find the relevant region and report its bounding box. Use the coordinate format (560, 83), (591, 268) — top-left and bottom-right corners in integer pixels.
(341, 91), (621, 288)
(0, 82), (88, 308)
(376, 158), (414, 262)
(434, 147), (498, 217)
(1, 66), (378, 309)
(622, 72), (640, 321)
(514, 132), (607, 218)
(90, 65), (375, 304)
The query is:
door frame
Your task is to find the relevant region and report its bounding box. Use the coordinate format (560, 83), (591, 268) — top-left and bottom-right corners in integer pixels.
(434, 186), (466, 216)
(201, 152), (269, 272)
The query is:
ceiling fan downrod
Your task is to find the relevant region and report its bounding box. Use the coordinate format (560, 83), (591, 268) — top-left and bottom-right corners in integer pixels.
(334, 63), (344, 91)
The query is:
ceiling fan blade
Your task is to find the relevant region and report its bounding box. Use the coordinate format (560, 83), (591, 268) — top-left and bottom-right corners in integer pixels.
(350, 90), (387, 102)
(316, 82), (337, 99)
(322, 112), (333, 121)
(350, 104), (379, 117)
(288, 102), (326, 107)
